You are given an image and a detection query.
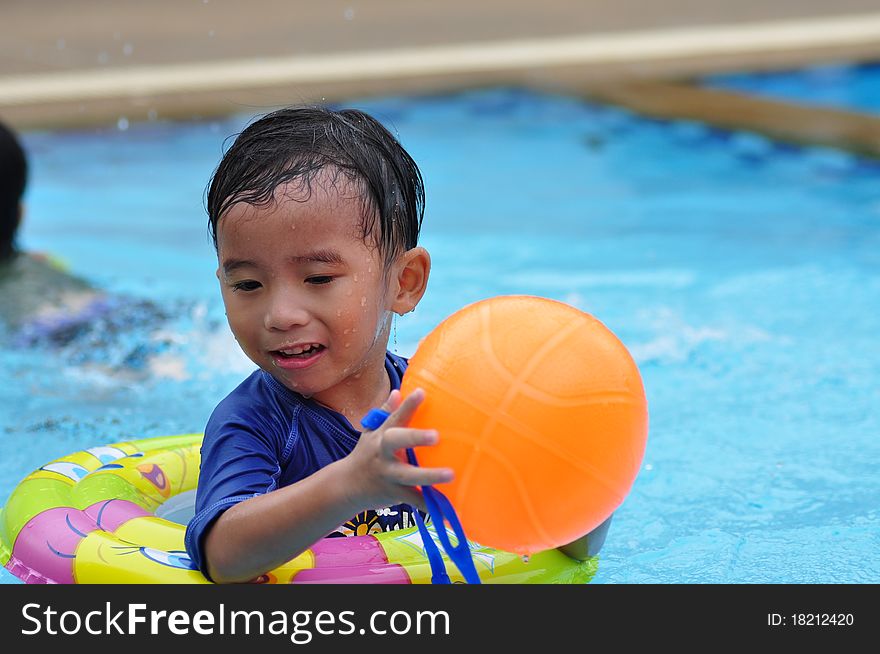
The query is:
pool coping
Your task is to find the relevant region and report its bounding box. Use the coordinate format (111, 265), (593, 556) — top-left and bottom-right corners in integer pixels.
(570, 80), (880, 160)
(2, 12), (880, 157)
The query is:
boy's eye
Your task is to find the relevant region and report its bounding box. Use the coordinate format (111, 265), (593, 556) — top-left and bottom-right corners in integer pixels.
(231, 280), (262, 292)
(306, 276), (333, 285)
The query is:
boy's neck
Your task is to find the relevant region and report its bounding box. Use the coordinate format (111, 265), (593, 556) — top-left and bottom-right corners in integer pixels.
(304, 353), (393, 428)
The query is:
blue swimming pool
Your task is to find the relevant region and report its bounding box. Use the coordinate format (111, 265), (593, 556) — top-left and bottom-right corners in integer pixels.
(2, 85), (879, 583)
(707, 62), (880, 114)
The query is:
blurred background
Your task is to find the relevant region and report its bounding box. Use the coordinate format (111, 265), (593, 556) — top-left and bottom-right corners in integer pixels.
(4, 1), (880, 134)
(1, 1), (879, 584)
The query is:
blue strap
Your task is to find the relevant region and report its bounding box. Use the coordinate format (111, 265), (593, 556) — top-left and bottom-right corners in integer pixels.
(410, 500), (451, 585)
(361, 408), (481, 584)
(361, 408), (392, 431)
(362, 408), (449, 583)
(406, 448), (482, 584)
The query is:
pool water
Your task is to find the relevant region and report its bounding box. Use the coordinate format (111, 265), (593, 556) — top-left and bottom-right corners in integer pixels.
(2, 86), (879, 583)
(707, 62), (880, 114)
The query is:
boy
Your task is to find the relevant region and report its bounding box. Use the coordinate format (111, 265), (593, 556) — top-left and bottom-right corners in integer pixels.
(186, 106), (606, 583)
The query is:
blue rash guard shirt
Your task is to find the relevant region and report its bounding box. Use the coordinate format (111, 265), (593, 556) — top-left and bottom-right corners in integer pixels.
(185, 351), (422, 577)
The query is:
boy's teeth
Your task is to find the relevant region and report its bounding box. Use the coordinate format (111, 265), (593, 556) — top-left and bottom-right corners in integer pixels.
(280, 344), (319, 356)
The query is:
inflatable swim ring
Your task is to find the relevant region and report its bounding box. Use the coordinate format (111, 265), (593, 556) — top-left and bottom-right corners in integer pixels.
(0, 434), (597, 584)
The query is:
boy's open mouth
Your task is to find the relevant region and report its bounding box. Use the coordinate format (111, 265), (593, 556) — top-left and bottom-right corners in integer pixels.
(272, 344), (325, 359)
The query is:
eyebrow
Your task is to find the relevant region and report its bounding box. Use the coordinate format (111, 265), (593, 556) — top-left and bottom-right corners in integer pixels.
(289, 249), (345, 266)
(221, 249), (344, 275)
(221, 258), (257, 276)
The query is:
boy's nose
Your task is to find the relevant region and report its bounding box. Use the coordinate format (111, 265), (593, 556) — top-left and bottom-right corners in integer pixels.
(264, 293), (310, 331)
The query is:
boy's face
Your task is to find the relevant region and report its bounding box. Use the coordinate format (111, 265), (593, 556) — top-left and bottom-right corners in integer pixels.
(215, 175), (400, 410)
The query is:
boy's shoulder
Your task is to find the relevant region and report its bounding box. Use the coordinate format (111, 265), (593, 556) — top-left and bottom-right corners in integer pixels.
(206, 369), (306, 440)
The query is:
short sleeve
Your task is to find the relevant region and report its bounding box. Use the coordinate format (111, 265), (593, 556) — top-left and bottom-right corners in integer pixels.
(184, 400), (291, 579)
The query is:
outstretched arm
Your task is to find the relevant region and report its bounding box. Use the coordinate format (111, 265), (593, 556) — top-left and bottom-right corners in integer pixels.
(203, 389), (452, 583)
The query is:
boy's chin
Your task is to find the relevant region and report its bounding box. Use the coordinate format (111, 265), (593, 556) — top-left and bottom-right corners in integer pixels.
(265, 369), (315, 395)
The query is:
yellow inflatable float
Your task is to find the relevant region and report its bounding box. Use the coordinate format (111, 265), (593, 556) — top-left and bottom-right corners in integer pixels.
(0, 434), (597, 584)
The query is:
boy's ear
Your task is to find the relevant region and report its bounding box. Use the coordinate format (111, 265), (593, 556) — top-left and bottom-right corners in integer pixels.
(391, 247), (431, 314)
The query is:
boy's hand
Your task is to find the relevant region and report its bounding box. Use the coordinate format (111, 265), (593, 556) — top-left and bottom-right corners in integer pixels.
(341, 388), (453, 511)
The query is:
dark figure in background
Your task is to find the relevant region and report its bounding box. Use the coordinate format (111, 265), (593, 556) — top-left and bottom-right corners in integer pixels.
(0, 120), (26, 262)
(0, 120), (110, 345)
(0, 120), (172, 371)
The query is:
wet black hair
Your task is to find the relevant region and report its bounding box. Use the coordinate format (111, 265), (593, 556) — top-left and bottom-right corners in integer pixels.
(0, 121), (27, 259)
(206, 106), (424, 265)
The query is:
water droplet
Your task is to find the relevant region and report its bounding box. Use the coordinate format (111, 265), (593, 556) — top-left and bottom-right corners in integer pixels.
(343, 328), (351, 335)
(360, 296), (367, 307)
(56, 39), (66, 50)
(344, 7), (355, 20)
(344, 343), (351, 348)
(336, 309), (342, 317)
(353, 273), (359, 282)
(97, 51), (109, 64)
(117, 117), (129, 131)
(123, 43), (134, 56)
(208, 29), (216, 37)
(147, 109), (158, 121)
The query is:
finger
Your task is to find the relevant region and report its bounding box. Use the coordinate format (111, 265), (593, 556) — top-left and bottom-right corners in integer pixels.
(361, 389), (401, 432)
(380, 389), (402, 413)
(380, 427), (438, 458)
(382, 387), (425, 429)
(360, 390), (403, 433)
(388, 460), (454, 487)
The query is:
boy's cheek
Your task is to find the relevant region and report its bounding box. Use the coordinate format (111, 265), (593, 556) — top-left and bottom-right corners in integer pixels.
(219, 287), (247, 314)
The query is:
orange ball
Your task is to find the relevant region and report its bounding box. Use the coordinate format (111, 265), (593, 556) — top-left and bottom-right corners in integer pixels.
(401, 296), (648, 554)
